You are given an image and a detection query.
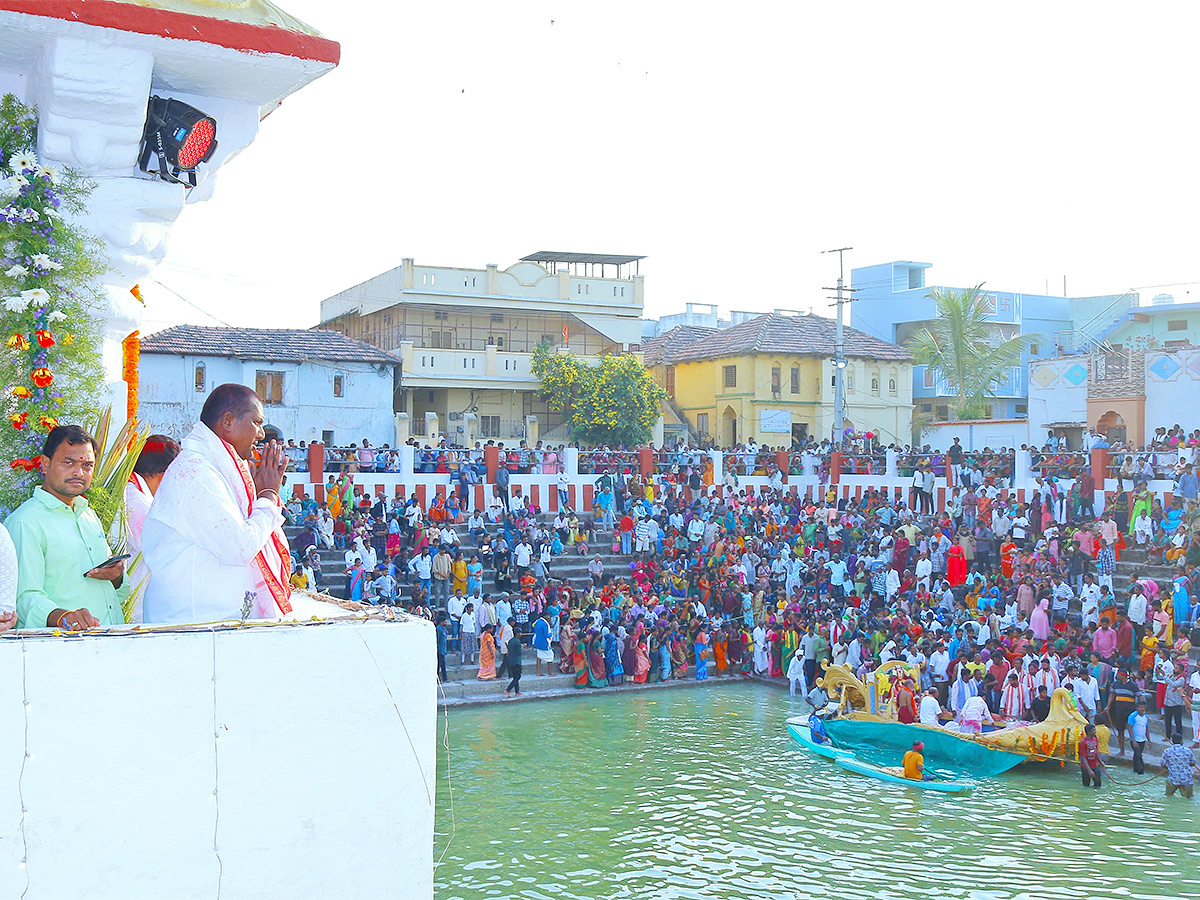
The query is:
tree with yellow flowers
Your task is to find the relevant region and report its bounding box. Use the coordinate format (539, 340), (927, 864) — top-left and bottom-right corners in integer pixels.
(533, 343), (666, 447)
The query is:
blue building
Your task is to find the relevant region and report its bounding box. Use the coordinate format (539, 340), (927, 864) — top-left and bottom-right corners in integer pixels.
(849, 260), (1129, 423)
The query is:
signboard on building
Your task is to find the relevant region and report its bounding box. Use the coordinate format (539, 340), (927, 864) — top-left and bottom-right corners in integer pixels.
(759, 409), (791, 433)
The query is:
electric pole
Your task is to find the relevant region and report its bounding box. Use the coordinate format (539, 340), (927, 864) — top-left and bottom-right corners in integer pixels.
(822, 247), (857, 448)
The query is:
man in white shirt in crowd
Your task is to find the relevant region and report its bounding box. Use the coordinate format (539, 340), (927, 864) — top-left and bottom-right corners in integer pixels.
(1050, 575), (1075, 626)
(513, 539), (533, 574)
(1079, 573), (1100, 628)
(143, 384), (292, 624)
(928, 642), (951, 704)
(919, 689), (943, 727)
(447, 593), (465, 651)
(1011, 508), (1029, 547)
(1126, 583), (1149, 639)
(1072, 666), (1100, 723)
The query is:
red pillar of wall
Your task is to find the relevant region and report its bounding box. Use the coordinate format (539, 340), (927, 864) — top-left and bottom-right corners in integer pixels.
(306, 442), (324, 483)
(484, 445), (499, 483)
(830, 451), (842, 484)
(775, 449), (789, 483)
(639, 447), (654, 479)
(1090, 448), (1110, 486)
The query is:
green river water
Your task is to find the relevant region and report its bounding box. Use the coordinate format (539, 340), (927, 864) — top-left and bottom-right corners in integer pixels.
(434, 682), (1199, 900)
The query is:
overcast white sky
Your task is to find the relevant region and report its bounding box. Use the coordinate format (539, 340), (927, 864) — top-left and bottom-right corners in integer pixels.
(147, 1), (1200, 335)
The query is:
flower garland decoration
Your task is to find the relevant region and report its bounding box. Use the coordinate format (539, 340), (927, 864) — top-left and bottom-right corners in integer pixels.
(0, 94), (104, 512)
(122, 328), (140, 425)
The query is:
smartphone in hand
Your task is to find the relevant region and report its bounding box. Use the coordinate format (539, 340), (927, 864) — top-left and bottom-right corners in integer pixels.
(85, 553), (131, 576)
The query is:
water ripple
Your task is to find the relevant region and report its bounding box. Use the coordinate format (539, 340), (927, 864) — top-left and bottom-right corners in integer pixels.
(434, 684), (1200, 900)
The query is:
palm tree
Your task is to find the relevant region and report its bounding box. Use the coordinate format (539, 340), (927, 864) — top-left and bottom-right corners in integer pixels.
(905, 285), (1034, 420)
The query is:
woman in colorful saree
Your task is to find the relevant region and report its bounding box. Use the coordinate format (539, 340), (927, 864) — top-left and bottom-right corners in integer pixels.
(694, 631), (710, 681)
(587, 631), (607, 688)
(604, 628), (625, 686)
(476, 625), (497, 680)
(634, 636), (651, 683)
(573, 630), (589, 687)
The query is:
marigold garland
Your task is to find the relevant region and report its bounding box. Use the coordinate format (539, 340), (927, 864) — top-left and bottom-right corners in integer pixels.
(123, 329), (140, 425)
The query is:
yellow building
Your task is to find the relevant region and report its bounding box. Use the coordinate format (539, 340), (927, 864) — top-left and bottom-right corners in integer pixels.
(646, 313), (913, 447)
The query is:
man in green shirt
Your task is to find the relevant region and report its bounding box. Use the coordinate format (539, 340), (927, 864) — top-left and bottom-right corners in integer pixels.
(5, 425), (128, 630)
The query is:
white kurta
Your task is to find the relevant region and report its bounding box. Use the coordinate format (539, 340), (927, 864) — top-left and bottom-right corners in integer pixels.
(142, 423), (286, 624)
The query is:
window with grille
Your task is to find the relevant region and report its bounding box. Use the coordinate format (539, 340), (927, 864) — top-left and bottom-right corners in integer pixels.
(790, 367), (800, 393)
(429, 331), (454, 348)
(256, 371), (284, 406)
(923, 368), (934, 388)
(771, 367), (781, 394)
(697, 413), (709, 436)
(723, 365), (737, 388)
(871, 377), (880, 395)
(1167, 319), (1188, 331)
(935, 404), (949, 420)
(888, 378), (897, 396)
(333, 375), (344, 398)
(194, 363), (205, 393)
(480, 415), (500, 437)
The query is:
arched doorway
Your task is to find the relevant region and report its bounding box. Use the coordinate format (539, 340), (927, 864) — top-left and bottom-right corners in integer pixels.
(722, 406), (738, 447)
(1097, 410), (1125, 443)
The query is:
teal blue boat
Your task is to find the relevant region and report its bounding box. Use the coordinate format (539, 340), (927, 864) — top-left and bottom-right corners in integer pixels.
(834, 755), (975, 794)
(823, 717), (1025, 779)
(785, 717), (855, 761)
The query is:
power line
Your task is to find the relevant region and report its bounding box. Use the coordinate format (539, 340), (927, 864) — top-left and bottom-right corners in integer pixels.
(146, 276), (235, 327)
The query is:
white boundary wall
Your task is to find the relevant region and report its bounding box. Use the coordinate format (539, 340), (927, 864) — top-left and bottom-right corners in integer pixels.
(295, 447), (1179, 517)
(0, 617), (435, 900)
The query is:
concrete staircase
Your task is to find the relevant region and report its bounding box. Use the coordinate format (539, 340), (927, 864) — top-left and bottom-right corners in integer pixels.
(1113, 545), (1179, 586)
(284, 514), (640, 602)
(438, 649), (576, 702)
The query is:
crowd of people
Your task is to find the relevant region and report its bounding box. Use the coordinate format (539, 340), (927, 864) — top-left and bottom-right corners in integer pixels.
(10, 390), (1196, 791)
(293, 423), (1200, 794)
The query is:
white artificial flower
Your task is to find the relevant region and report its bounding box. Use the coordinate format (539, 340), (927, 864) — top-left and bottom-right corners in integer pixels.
(44, 208), (62, 220)
(31, 254), (62, 271)
(20, 288), (49, 305)
(36, 165), (58, 183)
(20, 209), (38, 222)
(46, 310), (67, 323)
(9, 150), (37, 173)
(2, 295), (29, 313)
(4, 264), (28, 279)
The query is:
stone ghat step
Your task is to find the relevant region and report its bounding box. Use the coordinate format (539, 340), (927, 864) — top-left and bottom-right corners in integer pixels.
(439, 671), (578, 700)
(1114, 561), (1180, 582)
(439, 670), (749, 706)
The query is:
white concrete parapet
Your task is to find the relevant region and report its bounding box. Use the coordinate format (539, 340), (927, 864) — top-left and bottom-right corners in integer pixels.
(0, 610), (435, 900)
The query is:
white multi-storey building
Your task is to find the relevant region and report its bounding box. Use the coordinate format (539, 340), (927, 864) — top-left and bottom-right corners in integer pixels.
(320, 253), (645, 444)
